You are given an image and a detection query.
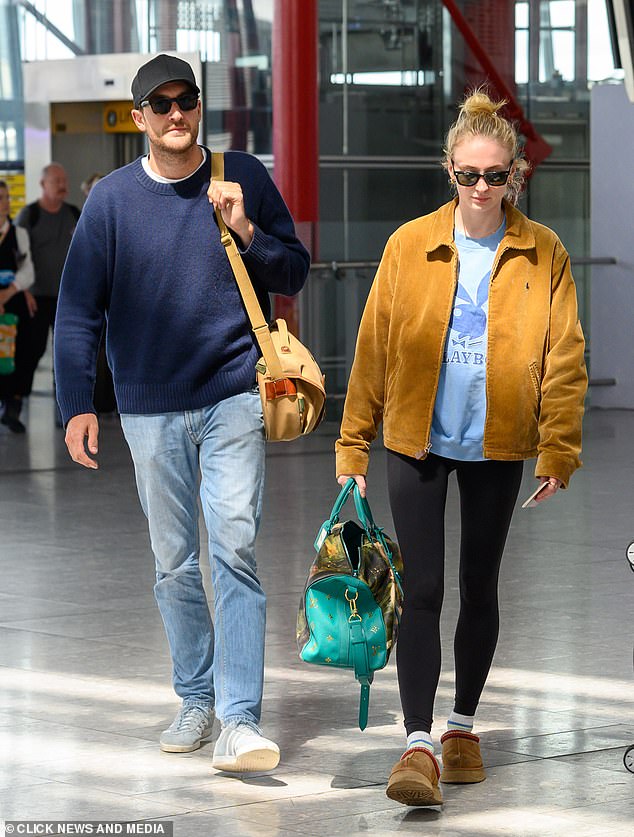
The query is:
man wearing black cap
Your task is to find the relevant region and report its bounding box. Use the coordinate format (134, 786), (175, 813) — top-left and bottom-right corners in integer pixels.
(54, 54), (310, 773)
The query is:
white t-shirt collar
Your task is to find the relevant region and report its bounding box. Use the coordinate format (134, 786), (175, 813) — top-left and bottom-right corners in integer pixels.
(142, 147), (207, 183)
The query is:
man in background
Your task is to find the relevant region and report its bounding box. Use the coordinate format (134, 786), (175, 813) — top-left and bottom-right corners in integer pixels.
(16, 163), (80, 425)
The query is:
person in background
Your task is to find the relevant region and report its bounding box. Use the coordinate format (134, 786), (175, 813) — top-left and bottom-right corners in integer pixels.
(55, 54), (310, 773)
(80, 173), (103, 200)
(15, 163), (80, 426)
(336, 89), (587, 808)
(0, 180), (35, 433)
(80, 170), (115, 415)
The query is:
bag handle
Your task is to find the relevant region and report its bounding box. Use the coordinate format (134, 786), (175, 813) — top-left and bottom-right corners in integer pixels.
(328, 479), (403, 595)
(210, 152), (284, 381)
(328, 478), (356, 526)
(354, 485), (403, 594)
(329, 478), (384, 535)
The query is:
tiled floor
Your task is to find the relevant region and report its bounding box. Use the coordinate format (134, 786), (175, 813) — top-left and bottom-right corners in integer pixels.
(1, 368), (633, 836)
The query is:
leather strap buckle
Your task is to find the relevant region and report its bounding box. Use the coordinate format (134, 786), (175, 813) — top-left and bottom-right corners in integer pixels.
(265, 378), (297, 400)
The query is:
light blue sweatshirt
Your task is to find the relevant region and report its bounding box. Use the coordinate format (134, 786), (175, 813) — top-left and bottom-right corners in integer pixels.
(430, 220), (505, 460)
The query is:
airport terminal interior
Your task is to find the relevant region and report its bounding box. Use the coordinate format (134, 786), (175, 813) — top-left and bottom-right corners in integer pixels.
(1, 0), (634, 835)
(1, 353), (634, 836)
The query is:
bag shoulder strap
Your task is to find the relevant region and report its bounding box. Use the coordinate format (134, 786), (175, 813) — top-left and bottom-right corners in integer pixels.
(211, 151), (283, 380)
(24, 201), (79, 228)
(328, 479), (403, 595)
(348, 604), (372, 731)
(27, 201), (40, 229)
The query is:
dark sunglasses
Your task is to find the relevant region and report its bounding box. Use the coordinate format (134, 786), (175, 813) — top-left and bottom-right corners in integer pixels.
(451, 160), (513, 187)
(141, 92), (199, 115)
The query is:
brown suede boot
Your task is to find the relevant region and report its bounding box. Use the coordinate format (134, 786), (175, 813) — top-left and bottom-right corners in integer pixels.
(440, 730), (486, 783)
(386, 747), (443, 806)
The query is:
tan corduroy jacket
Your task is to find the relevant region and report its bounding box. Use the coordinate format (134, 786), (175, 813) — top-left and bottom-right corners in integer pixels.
(336, 198), (587, 487)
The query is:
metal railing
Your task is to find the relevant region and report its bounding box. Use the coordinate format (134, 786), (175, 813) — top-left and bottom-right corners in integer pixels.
(311, 256), (616, 274)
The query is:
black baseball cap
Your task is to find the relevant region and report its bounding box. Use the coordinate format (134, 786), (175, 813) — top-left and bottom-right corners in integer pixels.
(131, 54), (200, 108)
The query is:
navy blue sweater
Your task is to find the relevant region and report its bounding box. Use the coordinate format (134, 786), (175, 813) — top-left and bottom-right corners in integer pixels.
(54, 149), (310, 424)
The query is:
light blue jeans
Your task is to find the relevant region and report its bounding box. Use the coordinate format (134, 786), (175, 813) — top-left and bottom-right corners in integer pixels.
(120, 390), (266, 727)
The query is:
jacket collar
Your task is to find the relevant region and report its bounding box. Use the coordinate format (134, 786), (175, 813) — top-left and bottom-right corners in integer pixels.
(425, 198), (536, 254)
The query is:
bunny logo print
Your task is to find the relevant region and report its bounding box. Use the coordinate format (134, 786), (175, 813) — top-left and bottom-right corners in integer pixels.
(430, 222), (505, 459)
(444, 273), (489, 366)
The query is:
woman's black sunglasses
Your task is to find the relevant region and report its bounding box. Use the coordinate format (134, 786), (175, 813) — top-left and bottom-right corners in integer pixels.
(141, 93), (199, 115)
(451, 160), (513, 187)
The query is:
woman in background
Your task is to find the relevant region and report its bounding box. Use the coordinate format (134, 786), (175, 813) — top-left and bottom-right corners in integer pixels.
(0, 180), (35, 433)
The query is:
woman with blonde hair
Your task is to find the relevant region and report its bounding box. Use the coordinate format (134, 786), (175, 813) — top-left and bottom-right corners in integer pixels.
(336, 89), (587, 807)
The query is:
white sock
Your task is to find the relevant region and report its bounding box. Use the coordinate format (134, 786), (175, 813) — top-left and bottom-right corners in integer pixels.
(447, 711), (474, 733)
(406, 730), (434, 753)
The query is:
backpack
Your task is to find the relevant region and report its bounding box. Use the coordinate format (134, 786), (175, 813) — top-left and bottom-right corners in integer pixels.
(25, 201), (80, 228)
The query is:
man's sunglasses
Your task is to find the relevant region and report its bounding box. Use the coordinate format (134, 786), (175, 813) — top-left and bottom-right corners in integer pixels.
(140, 92), (199, 115)
(451, 160), (513, 187)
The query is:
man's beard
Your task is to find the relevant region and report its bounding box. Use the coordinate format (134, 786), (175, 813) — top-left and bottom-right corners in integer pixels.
(152, 127), (198, 159)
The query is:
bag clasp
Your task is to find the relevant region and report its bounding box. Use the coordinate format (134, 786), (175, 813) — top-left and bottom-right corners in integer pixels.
(345, 588), (362, 622)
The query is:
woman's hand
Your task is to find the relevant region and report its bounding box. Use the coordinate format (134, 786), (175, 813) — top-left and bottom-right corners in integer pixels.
(337, 474), (367, 497)
(534, 476), (563, 504)
(0, 283), (17, 312)
(24, 290), (37, 317)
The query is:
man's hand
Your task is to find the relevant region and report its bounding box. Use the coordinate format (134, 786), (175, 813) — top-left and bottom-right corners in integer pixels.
(207, 178), (254, 249)
(65, 413), (100, 469)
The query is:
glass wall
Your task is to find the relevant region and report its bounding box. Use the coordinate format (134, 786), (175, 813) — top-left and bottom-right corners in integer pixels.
(5, 0), (621, 263)
(317, 0), (620, 269)
(0, 0), (24, 165)
(2, 0), (625, 404)
(312, 0), (623, 416)
(7, 0), (275, 161)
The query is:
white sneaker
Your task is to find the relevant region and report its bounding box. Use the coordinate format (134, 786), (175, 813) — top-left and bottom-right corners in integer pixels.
(212, 723), (280, 772)
(159, 704), (214, 753)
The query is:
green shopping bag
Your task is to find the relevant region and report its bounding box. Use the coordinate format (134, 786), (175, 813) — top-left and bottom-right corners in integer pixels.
(0, 313), (18, 375)
(297, 479), (404, 729)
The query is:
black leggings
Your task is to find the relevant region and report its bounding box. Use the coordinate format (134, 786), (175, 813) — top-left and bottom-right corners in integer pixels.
(387, 450), (523, 734)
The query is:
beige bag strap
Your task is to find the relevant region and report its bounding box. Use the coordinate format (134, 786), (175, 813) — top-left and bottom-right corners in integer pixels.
(211, 151), (284, 381)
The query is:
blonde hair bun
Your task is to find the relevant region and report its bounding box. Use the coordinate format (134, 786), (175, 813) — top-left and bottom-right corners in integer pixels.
(460, 89), (507, 118)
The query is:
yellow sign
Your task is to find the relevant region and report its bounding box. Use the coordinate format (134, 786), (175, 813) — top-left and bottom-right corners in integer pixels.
(103, 102), (136, 133)
(0, 172), (26, 216)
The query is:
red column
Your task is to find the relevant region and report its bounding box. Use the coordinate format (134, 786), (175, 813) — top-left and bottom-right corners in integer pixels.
(272, 0), (319, 333)
(463, 1), (516, 94)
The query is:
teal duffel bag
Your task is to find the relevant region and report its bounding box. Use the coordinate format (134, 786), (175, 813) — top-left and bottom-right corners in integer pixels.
(296, 479), (404, 729)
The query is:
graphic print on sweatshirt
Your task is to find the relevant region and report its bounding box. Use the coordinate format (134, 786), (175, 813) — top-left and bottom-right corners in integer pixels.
(430, 221), (505, 461)
(444, 274), (490, 367)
